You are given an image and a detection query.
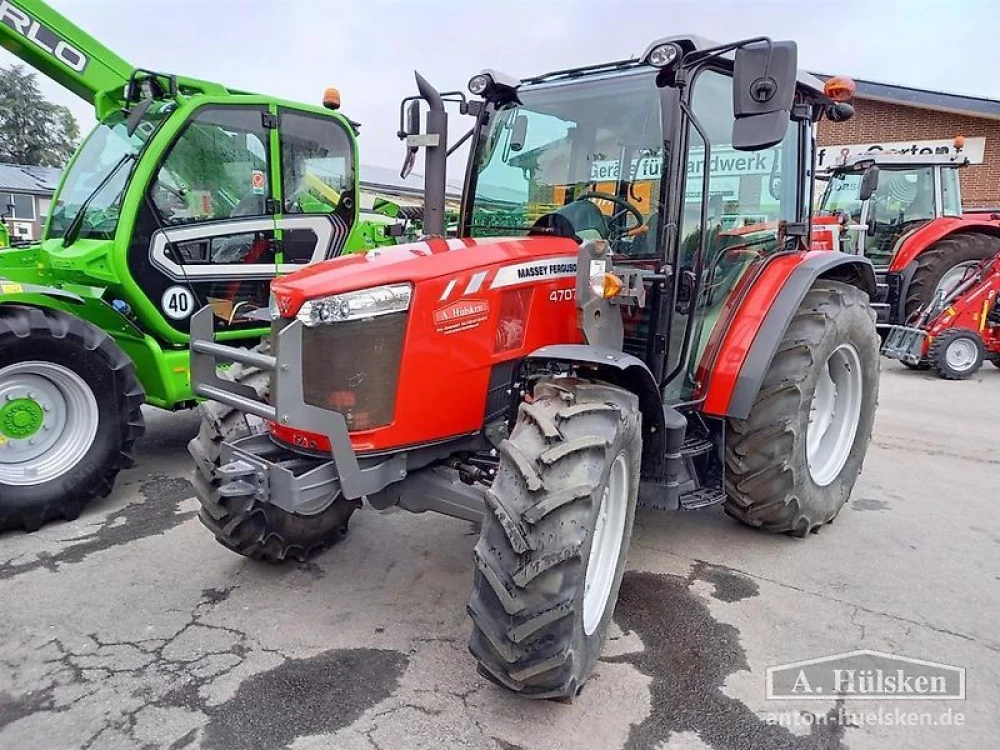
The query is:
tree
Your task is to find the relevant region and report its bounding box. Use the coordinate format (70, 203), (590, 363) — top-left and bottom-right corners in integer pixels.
(0, 65), (79, 167)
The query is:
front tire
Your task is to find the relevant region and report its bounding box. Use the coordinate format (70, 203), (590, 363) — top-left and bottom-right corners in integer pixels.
(468, 379), (641, 700)
(188, 345), (359, 562)
(725, 281), (880, 536)
(0, 306), (145, 532)
(928, 329), (985, 380)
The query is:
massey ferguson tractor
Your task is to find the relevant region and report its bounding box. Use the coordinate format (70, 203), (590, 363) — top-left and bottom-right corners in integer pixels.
(0, 0), (407, 530)
(189, 36), (881, 699)
(814, 151), (1000, 332)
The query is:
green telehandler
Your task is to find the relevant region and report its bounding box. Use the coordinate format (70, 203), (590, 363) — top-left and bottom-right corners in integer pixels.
(0, 0), (406, 530)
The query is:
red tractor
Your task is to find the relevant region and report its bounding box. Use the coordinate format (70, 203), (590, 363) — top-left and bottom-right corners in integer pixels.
(188, 37), (881, 700)
(883, 254), (1000, 378)
(813, 152), (1000, 332)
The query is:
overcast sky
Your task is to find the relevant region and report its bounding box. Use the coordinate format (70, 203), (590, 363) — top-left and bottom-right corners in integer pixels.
(2, 0), (998, 176)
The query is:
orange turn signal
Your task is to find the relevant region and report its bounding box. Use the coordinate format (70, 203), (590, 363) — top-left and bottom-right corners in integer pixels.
(590, 272), (623, 299)
(823, 75), (856, 102)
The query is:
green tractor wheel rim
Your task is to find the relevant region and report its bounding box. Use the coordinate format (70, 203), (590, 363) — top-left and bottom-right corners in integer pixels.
(0, 362), (100, 487)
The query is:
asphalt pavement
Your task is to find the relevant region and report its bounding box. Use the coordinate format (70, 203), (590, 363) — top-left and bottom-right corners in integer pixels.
(1, 362), (998, 750)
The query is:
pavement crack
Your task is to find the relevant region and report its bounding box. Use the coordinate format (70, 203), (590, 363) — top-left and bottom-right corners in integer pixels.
(849, 607), (867, 645)
(634, 542), (999, 653)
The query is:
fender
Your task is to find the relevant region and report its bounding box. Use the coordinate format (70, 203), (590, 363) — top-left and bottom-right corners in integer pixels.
(0, 281), (190, 408)
(700, 251), (876, 420)
(889, 217), (1000, 273)
(524, 344), (675, 478)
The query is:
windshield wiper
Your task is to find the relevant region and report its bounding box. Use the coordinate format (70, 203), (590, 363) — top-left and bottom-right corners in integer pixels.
(62, 153), (137, 247)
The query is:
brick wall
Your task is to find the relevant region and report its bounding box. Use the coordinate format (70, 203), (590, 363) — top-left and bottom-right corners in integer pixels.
(816, 98), (1000, 208)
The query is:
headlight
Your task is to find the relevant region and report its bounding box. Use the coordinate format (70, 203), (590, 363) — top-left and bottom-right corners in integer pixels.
(647, 42), (681, 68)
(468, 74), (491, 96)
(297, 283), (412, 326)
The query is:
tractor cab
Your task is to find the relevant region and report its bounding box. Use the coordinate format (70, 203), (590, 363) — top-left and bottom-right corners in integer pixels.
(434, 37), (851, 401)
(817, 151), (966, 264)
(814, 149), (1000, 326)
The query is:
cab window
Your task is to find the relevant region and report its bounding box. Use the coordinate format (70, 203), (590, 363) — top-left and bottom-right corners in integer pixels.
(279, 111), (353, 215)
(151, 107), (271, 225)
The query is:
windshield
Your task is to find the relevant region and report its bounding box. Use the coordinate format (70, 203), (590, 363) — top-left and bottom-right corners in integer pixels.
(819, 172), (864, 221)
(47, 104), (172, 241)
(468, 71), (664, 257)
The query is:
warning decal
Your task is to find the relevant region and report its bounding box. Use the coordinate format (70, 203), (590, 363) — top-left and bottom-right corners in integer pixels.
(251, 170), (266, 195)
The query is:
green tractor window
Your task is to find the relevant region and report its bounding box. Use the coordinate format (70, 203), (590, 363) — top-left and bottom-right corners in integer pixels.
(279, 110), (354, 215)
(152, 107), (271, 225)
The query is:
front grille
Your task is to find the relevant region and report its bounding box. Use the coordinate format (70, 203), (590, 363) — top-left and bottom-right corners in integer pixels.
(301, 312), (407, 431)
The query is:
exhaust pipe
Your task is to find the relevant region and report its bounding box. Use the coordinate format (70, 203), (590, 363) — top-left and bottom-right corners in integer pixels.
(414, 71), (448, 237)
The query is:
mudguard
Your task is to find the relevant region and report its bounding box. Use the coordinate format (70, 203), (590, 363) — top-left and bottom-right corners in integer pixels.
(524, 344), (670, 477)
(701, 252), (876, 420)
(889, 218), (1000, 274)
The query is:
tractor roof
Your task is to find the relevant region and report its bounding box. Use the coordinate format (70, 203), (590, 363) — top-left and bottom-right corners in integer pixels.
(828, 152), (970, 172)
(521, 35), (825, 97)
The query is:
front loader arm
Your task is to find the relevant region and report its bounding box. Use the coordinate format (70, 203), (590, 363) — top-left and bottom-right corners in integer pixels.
(0, 0), (132, 117)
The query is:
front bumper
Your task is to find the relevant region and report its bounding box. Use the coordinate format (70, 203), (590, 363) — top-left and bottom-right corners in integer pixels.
(881, 324), (928, 365)
(190, 307), (406, 509)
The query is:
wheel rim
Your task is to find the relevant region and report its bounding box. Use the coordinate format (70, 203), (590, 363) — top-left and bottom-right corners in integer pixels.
(807, 344), (863, 487)
(945, 337), (978, 372)
(583, 451), (628, 636)
(0, 362), (100, 486)
(935, 261), (978, 300)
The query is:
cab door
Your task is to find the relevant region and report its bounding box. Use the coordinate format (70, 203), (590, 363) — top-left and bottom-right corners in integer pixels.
(274, 108), (358, 267)
(133, 104), (280, 334)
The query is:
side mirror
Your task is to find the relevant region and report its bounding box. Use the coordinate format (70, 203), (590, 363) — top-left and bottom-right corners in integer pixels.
(509, 114), (528, 152)
(732, 40), (797, 151)
(126, 97), (154, 136)
(859, 165), (880, 202)
(405, 99), (421, 137)
(399, 100), (422, 179)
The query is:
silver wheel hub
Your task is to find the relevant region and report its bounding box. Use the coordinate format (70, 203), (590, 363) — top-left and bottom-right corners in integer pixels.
(807, 343), (863, 487)
(935, 261), (978, 300)
(0, 362), (100, 486)
(945, 337), (978, 372)
(583, 452), (628, 636)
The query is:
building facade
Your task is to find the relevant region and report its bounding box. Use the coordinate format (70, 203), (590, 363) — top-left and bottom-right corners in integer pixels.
(0, 163), (61, 241)
(816, 77), (1000, 208)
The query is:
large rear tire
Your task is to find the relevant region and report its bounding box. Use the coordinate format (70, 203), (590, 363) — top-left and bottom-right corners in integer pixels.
(904, 232), (1000, 320)
(188, 345), (359, 562)
(725, 281), (879, 536)
(468, 379), (641, 700)
(0, 306), (144, 532)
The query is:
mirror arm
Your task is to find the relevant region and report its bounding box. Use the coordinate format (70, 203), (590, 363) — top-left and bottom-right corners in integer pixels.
(447, 127), (475, 157)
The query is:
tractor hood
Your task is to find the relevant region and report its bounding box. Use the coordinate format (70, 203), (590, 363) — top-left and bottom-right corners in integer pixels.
(271, 235), (580, 317)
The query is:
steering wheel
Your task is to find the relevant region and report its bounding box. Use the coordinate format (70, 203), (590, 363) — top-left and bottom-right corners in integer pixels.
(575, 191), (647, 241)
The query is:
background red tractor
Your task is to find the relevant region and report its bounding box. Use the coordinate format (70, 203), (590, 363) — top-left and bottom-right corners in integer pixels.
(884, 254), (1000, 378)
(188, 36), (880, 700)
(813, 152), (1000, 334)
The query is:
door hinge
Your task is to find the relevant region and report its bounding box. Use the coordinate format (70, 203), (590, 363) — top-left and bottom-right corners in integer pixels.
(265, 197), (280, 215)
(261, 112), (277, 129)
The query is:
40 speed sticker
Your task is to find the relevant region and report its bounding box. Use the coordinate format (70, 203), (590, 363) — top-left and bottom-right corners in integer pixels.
(162, 285), (196, 320)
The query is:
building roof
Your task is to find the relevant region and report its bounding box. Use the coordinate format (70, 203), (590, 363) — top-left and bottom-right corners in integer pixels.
(0, 163), (62, 195)
(359, 163), (464, 201)
(813, 74), (1000, 121)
